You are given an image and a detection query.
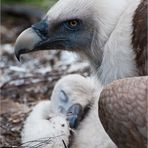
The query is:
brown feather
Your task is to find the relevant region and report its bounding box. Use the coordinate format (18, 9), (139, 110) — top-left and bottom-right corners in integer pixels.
(132, 0), (148, 75)
(99, 76), (148, 148)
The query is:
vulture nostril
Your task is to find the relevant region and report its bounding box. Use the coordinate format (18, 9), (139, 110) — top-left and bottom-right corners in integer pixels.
(61, 124), (65, 127)
(32, 21), (49, 39)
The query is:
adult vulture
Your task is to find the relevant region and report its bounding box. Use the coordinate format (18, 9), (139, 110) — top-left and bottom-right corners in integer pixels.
(15, 0), (147, 147)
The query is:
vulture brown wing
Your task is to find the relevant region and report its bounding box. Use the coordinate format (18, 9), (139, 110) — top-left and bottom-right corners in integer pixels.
(99, 76), (148, 148)
(132, 0), (148, 75)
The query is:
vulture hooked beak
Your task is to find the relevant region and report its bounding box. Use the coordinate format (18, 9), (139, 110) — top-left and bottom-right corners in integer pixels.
(15, 20), (68, 61)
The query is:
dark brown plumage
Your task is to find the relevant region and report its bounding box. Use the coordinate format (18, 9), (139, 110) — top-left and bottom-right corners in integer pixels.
(132, 0), (147, 75)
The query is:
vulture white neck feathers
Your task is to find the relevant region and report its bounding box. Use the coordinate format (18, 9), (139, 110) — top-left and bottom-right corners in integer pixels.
(14, 0), (147, 85)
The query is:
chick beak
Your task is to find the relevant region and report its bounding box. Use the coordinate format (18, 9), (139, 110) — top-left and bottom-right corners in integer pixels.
(66, 104), (83, 129)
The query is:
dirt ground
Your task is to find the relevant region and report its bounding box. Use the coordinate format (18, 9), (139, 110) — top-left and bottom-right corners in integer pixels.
(0, 5), (90, 147)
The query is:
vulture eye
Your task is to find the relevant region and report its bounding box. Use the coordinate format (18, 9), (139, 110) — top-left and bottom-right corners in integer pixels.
(64, 19), (80, 30)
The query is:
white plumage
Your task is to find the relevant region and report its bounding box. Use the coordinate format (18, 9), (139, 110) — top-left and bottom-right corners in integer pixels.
(22, 74), (116, 148)
(22, 101), (70, 148)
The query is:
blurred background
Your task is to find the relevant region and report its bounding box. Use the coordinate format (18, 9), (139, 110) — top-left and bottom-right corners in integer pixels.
(1, 0), (90, 147)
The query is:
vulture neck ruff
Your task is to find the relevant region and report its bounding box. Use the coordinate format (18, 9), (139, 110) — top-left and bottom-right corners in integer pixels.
(94, 0), (141, 85)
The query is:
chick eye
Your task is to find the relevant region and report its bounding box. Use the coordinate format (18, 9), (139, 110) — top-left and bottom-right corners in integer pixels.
(65, 19), (80, 30)
(60, 90), (69, 102)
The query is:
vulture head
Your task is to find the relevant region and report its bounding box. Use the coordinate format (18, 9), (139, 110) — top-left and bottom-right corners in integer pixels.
(14, 0), (147, 84)
(15, 0), (104, 70)
(50, 74), (96, 129)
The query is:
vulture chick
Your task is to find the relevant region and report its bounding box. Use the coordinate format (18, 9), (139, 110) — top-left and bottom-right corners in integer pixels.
(22, 74), (116, 148)
(15, 0), (147, 147)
